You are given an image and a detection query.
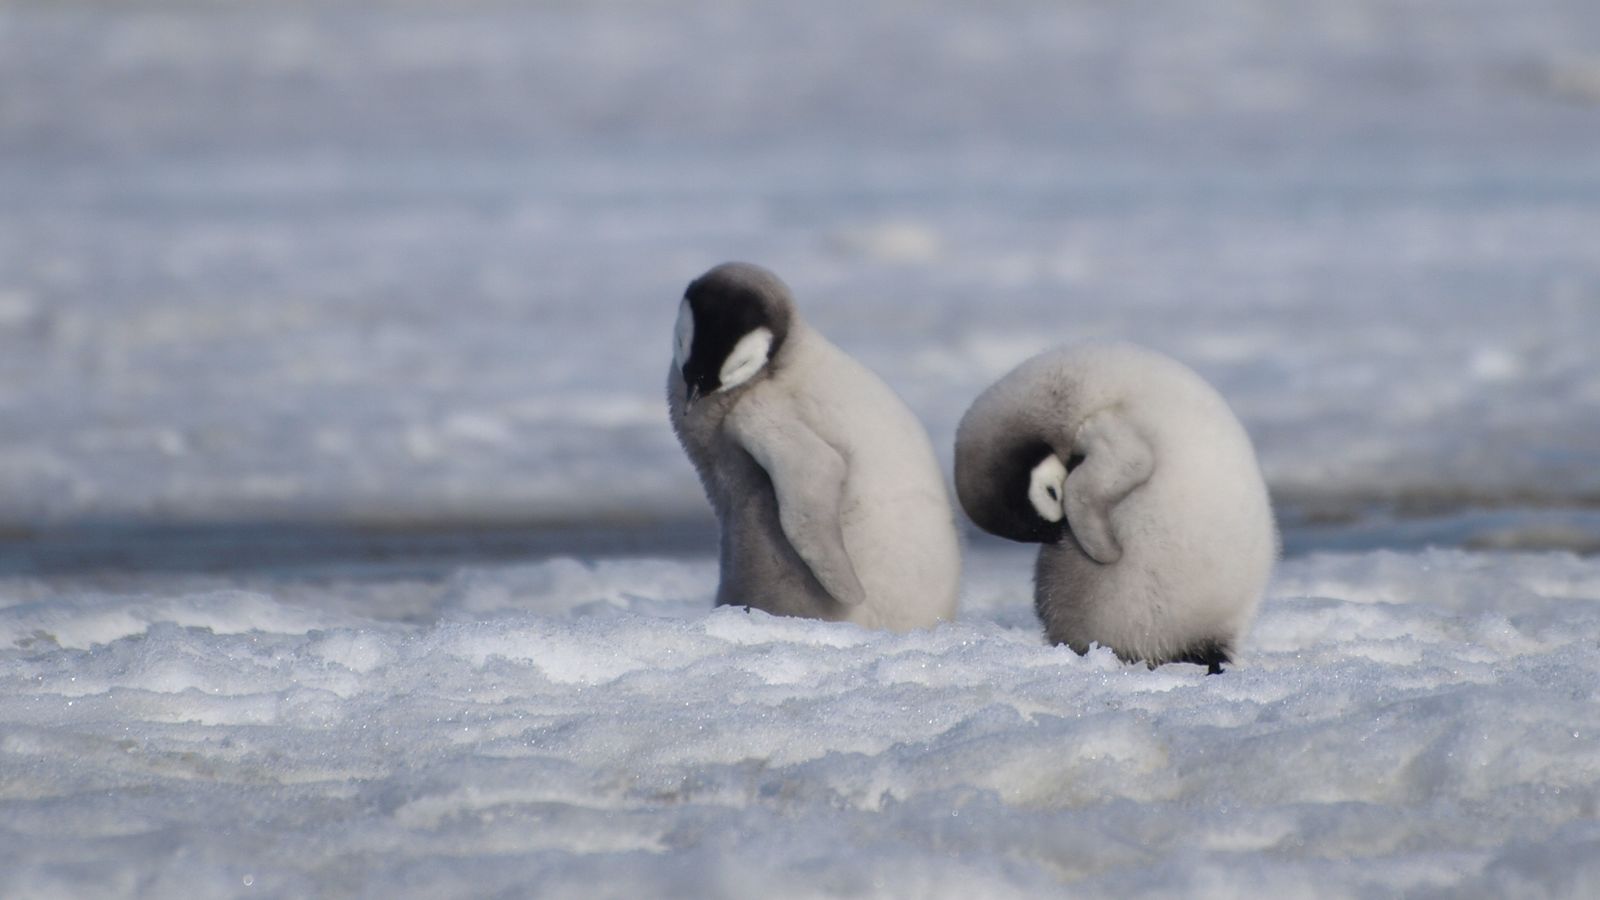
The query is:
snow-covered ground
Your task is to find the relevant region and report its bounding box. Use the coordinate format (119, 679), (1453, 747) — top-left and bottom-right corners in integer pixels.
(3, 548), (1599, 897)
(3, 0), (1600, 896)
(2, 0), (1598, 527)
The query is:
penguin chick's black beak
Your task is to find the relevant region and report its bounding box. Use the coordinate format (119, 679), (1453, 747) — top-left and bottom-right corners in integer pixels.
(684, 381), (703, 410)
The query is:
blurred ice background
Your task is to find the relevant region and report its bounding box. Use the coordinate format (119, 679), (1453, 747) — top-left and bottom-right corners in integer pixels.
(3, 1), (1600, 896)
(3, 0), (1598, 547)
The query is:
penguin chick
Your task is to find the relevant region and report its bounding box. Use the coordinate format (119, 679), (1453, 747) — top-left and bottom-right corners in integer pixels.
(668, 262), (961, 631)
(954, 342), (1277, 671)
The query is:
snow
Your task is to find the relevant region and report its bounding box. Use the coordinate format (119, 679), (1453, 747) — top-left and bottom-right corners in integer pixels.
(3, 548), (1600, 897)
(2, 0), (1599, 527)
(3, 0), (1600, 895)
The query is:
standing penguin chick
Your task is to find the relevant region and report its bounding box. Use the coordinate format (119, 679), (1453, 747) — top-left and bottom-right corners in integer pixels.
(954, 343), (1276, 671)
(668, 262), (961, 631)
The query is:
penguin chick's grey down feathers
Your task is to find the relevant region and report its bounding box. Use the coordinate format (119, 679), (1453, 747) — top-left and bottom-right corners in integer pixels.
(954, 342), (1277, 670)
(668, 262), (961, 631)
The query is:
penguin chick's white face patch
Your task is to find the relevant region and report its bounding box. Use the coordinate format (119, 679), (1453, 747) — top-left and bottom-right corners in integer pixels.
(1028, 454), (1068, 523)
(717, 327), (774, 393)
(673, 299), (694, 371)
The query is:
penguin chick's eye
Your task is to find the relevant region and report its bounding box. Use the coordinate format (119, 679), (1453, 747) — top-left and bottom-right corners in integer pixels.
(1027, 454), (1069, 523)
(672, 298), (694, 370)
(717, 327), (775, 393)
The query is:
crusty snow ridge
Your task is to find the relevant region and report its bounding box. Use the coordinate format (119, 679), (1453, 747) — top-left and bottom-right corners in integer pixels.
(3, 549), (1598, 898)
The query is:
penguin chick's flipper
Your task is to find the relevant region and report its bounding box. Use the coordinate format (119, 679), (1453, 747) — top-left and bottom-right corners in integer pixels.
(1061, 408), (1154, 565)
(727, 397), (867, 606)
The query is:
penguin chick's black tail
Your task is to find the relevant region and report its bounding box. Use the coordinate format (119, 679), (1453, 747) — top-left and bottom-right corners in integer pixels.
(1169, 639), (1231, 675)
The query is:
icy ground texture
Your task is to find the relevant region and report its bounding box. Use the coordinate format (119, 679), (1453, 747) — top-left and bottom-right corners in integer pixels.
(3, 0), (1600, 525)
(3, 549), (1599, 898)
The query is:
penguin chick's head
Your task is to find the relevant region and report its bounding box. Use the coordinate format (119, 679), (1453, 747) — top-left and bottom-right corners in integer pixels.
(1012, 443), (1085, 543)
(675, 262), (794, 406)
(1027, 453), (1069, 524)
(962, 441), (1085, 544)
(953, 439), (1072, 544)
